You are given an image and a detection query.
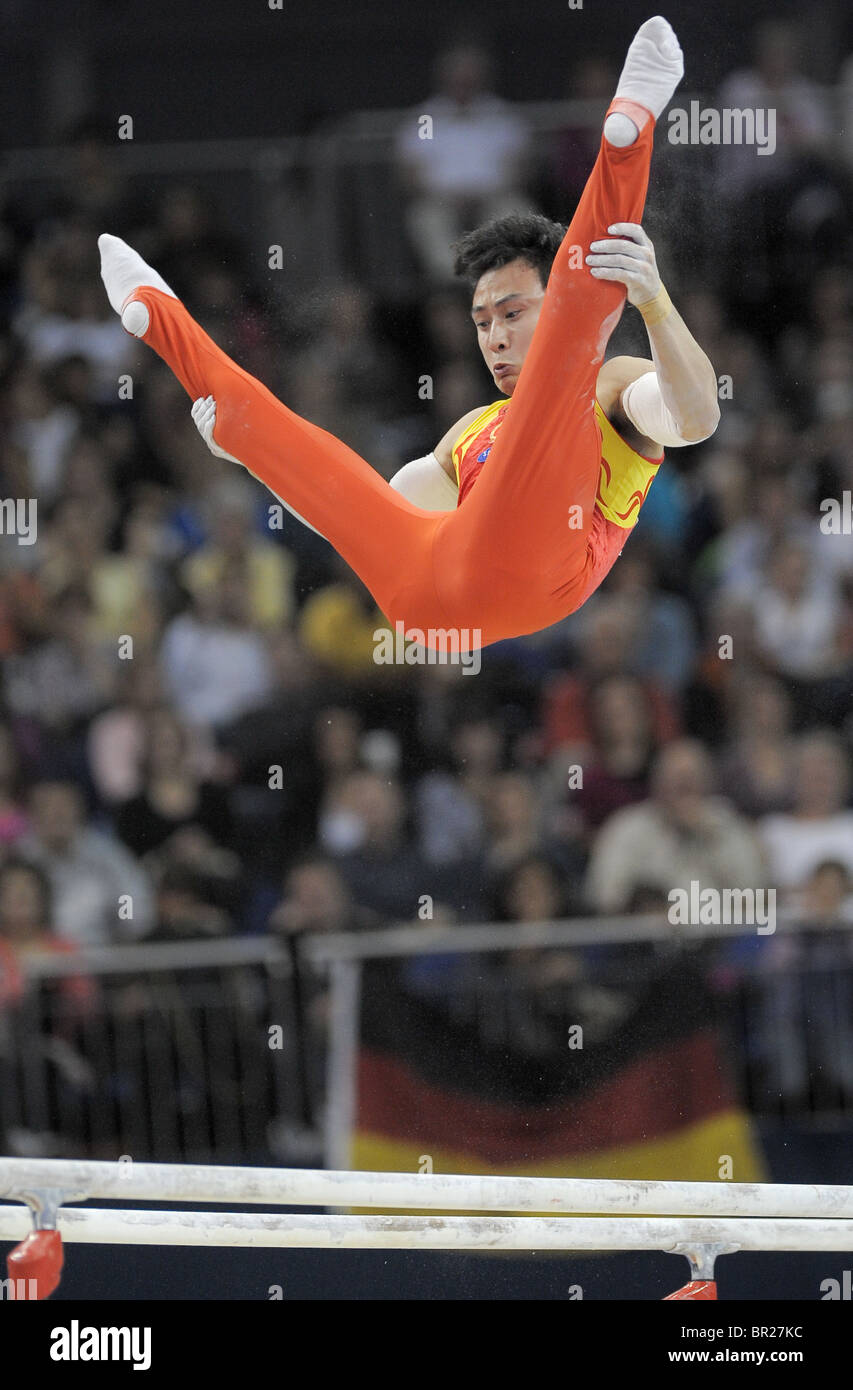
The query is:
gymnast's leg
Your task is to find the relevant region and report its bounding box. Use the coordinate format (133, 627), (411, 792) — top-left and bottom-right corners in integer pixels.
(98, 238), (448, 632)
(431, 17), (683, 640)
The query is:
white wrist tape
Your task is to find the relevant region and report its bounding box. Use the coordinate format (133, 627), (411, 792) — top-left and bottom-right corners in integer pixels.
(621, 370), (711, 448)
(389, 452), (458, 509)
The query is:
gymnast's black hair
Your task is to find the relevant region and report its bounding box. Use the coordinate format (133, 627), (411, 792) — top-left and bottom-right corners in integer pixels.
(451, 212), (568, 294)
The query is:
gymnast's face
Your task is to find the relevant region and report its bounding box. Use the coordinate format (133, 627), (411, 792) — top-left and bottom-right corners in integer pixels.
(470, 259), (546, 395)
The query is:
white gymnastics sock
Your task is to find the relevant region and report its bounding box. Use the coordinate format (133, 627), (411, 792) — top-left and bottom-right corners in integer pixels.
(98, 233), (176, 337)
(604, 16), (684, 147)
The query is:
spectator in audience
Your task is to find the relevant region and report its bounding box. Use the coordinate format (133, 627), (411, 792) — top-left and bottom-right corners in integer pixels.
(714, 479), (811, 607)
(0, 932), (23, 1012)
(542, 55), (616, 216)
(61, 431), (121, 523)
(686, 447), (751, 586)
(0, 722), (30, 852)
(570, 673), (657, 834)
(0, 497), (49, 654)
(141, 184), (247, 297)
(3, 585), (116, 757)
(0, 856), (96, 1015)
(113, 707), (233, 858)
(600, 540), (698, 692)
(0, 851), (98, 1159)
(313, 704), (365, 796)
(13, 231), (134, 396)
(584, 739), (767, 914)
(181, 476), (296, 631)
(35, 493), (114, 598)
(492, 854), (583, 998)
(269, 855), (383, 936)
(840, 49), (853, 174)
(393, 42), (533, 282)
(298, 557), (400, 683)
(715, 20), (834, 201)
(283, 351), (384, 466)
(56, 119), (139, 231)
(746, 535), (844, 682)
(88, 493), (175, 648)
(483, 770), (584, 899)
(7, 361), (79, 508)
(707, 333), (776, 437)
(493, 852), (573, 923)
(414, 715), (503, 864)
(689, 588), (765, 742)
(759, 731), (853, 898)
(427, 357), (490, 442)
(267, 855), (384, 1130)
(160, 564), (273, 729)
(318, 768), (481, 921)
(421, 286), (479, 368)
(791, 859), (853, 926)
(714, 19), (843, 339)
(19, 780), (155, 943)
(86, 655), (167, 806)
(541, 596), (682, 757)
(717, 674), (797, 818)
(215, 631), (328, 876)
(147, 831), (241, 939)
(299, 280), (406, 418)
(749, 853), (853, 1110)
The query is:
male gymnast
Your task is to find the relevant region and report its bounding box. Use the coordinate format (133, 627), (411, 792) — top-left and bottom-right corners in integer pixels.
(98, 16), (719, 654)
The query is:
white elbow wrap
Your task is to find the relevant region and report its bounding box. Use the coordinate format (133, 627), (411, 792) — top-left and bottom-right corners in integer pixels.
(389, 452), (458, 510)
(621, 370), (713, 448)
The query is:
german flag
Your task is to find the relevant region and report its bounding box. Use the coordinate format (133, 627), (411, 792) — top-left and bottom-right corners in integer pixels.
(351, 946), (765, 1184)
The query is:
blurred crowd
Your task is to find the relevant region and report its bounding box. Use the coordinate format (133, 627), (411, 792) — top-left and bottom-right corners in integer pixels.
(1, 17), (853, 998)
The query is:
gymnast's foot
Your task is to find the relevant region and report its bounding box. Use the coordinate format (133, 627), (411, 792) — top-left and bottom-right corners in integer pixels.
(604, 16), (684, 147)
(97, 233), (176, 338)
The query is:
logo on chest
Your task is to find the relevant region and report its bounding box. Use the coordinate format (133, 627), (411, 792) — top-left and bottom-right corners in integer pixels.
(464, 408), (507, 475)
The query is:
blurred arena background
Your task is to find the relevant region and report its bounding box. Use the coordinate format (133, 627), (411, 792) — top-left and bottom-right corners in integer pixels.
(1, 0), (853, 1298)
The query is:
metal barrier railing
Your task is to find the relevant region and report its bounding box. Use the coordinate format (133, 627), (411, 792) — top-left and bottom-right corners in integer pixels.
(1, 914), (851, 1169)
(0, 91), (743, 293)
(305, 913), (853, 1167)
(0, 936), (317, 1166)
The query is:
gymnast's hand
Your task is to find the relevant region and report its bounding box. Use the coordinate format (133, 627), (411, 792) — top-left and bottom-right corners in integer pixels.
(191, 394), (241, 465)
(192, 394), (226, 458)
(585, 223), (662, 307)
